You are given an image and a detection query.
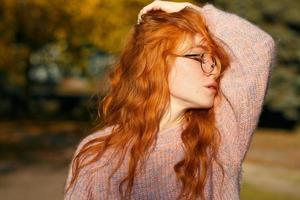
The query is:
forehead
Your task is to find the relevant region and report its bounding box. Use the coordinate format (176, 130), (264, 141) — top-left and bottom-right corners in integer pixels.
(176, 33), (207, 54)
(194, 34), (206, 47)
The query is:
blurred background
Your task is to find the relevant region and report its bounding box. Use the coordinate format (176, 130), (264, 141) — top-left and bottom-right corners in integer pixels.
(0, 0), (299, 199)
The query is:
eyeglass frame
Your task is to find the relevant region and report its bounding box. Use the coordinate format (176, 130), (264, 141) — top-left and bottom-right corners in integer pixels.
(178, 52), (220, 75)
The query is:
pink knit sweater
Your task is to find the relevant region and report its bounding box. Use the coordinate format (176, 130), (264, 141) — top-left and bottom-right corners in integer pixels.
(64, 3), (276, 200)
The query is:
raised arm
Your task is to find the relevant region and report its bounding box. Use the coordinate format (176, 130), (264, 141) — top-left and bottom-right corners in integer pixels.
(198, 3), (276, 163)
(138, 1), (277, 164)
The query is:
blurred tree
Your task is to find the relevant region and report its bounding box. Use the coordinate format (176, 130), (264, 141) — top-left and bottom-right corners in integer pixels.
(0, 0), (159, 118)
(0, 0), (299, 122)
(0, 0), (158, 86)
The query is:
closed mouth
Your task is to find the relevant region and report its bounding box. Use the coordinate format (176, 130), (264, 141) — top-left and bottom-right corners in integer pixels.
(206, 86), (217, 92)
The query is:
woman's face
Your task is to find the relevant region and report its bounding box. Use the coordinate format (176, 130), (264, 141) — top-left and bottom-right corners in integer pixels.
(168, 33), (220, 110)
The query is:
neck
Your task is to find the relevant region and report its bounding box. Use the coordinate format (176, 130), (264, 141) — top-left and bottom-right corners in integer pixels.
(159, 96), (186, 132)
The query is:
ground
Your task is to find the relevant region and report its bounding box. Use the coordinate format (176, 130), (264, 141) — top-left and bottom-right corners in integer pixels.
(0, 122), (299, 200)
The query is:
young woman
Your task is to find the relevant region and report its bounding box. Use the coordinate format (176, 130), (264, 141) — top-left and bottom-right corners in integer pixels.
(64, 1), (276, 200)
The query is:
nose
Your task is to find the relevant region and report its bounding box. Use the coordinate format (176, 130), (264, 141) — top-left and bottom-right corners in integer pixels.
(205, 70), (220, 80)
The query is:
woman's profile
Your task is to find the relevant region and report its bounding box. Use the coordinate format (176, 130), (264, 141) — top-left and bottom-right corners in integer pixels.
(63, 1), (276, 200)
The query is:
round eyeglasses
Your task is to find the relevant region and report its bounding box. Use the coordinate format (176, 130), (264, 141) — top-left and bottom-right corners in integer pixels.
(181, 52), (220, 75)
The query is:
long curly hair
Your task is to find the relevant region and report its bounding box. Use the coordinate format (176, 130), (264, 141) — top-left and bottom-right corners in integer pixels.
(65, 6), (230, 200)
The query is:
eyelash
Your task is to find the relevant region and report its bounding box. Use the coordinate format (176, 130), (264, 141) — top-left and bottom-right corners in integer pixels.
(185, 53), (205, 63)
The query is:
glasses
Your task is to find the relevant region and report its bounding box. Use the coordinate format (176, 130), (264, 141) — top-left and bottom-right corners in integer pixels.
(180, 52), (220, 75)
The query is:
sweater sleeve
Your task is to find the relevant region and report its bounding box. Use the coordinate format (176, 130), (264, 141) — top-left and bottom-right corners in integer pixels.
(199, 3), (277, 163)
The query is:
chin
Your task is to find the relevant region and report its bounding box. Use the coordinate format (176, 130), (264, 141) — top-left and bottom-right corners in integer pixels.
(202, 100), (215, 109)
(203, 104), (214, 109)
(192, 101), (214, 109)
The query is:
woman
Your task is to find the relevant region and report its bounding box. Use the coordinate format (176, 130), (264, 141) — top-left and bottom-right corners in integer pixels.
(64, 1), (276, 200)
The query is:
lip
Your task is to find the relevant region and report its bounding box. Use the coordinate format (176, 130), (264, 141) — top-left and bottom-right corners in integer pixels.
(206, 86), (217, 93)
(204, 82), (218, 91)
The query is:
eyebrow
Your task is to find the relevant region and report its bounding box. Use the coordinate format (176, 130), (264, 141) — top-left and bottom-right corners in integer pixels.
(187, 46), (207, 54)
(192, 44), (208, 49)
(194, 44), (205, 47)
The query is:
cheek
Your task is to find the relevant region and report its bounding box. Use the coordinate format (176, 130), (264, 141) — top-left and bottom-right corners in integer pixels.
(167, 58), (216, 108)
(168, 59), (205, 93)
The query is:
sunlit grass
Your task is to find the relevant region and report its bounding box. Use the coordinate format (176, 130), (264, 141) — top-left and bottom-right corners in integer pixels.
(241, 182), (299, 200)
(240, 126), (300, 199)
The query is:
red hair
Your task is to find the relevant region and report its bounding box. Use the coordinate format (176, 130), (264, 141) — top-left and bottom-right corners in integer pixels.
(65, 6), (230, 200)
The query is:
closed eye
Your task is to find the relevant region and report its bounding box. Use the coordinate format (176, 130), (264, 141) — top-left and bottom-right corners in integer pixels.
(184, 53), (205, 63)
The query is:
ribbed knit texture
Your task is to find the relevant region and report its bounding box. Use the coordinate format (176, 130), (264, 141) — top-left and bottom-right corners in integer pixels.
(64, 3), (276, 200)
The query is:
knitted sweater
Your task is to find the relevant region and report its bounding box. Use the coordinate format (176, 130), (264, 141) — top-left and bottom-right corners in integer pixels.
(64, 3), (276, 200)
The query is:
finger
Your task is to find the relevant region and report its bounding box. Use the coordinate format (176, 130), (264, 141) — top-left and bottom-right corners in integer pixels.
(138, 3), (153, 21)
(137, 9), (146, 24)
(137, 1), (163, 24)
(137, 8), (145, 24)
(137, 4), (156, 24)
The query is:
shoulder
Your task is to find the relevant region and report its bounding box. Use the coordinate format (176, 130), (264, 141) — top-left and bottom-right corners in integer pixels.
(68, 125), (116, 176)
(64, 126), (115, 196)
(79, 126), (115, 145)
(74, 125), (115, 156)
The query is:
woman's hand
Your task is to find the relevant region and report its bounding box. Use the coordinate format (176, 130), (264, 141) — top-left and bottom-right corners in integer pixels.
(137, 1), (197, 24)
